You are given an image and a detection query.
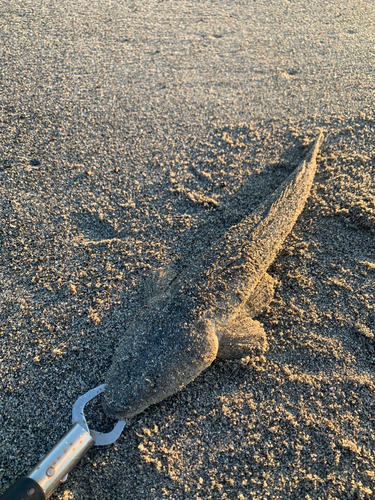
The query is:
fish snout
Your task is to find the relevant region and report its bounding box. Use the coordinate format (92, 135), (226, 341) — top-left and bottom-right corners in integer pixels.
(103, 318), (219, 419)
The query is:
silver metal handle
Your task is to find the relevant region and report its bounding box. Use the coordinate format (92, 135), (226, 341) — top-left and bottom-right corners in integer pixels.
(28, 423), (95, 499)
(2, 385), (125, 499)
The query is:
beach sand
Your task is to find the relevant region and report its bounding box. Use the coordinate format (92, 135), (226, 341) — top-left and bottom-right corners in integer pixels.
(1, 1), (375, 498)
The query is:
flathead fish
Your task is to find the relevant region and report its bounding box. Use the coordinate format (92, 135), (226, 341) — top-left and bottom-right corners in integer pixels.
(104, 132), (324, 419)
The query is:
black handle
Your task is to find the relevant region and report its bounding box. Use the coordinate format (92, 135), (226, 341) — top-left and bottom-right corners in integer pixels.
(0, 477), (45, 500)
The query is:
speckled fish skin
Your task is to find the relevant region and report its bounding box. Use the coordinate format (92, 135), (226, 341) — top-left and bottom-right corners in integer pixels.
(104, 133), (324, 419)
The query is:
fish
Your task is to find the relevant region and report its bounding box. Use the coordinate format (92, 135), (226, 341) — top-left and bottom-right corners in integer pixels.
(103, 132), (324, 419)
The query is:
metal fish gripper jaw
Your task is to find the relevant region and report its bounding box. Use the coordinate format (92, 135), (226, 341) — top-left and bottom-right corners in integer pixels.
(0, 385), (125, 500)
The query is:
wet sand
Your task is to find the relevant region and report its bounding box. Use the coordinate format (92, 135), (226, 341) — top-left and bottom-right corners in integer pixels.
(1, 1), (375, 499)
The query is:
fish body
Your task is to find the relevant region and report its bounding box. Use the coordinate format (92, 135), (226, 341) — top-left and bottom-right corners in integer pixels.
(104, 133), (324, 419)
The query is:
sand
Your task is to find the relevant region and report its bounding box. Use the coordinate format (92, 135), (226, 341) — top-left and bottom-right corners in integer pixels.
(1, 1), (375, 499)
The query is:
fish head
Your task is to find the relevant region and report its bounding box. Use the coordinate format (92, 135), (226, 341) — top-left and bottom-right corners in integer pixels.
(103, 303), (218, 419)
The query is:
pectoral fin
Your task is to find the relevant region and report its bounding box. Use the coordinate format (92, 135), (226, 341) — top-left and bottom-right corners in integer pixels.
(216, 316), (267, 360)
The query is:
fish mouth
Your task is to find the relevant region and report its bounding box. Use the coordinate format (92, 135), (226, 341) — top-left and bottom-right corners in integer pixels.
(103, 375), (186, 419)
(103, 357), (215, 419)
(103, 397), (150, 420)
